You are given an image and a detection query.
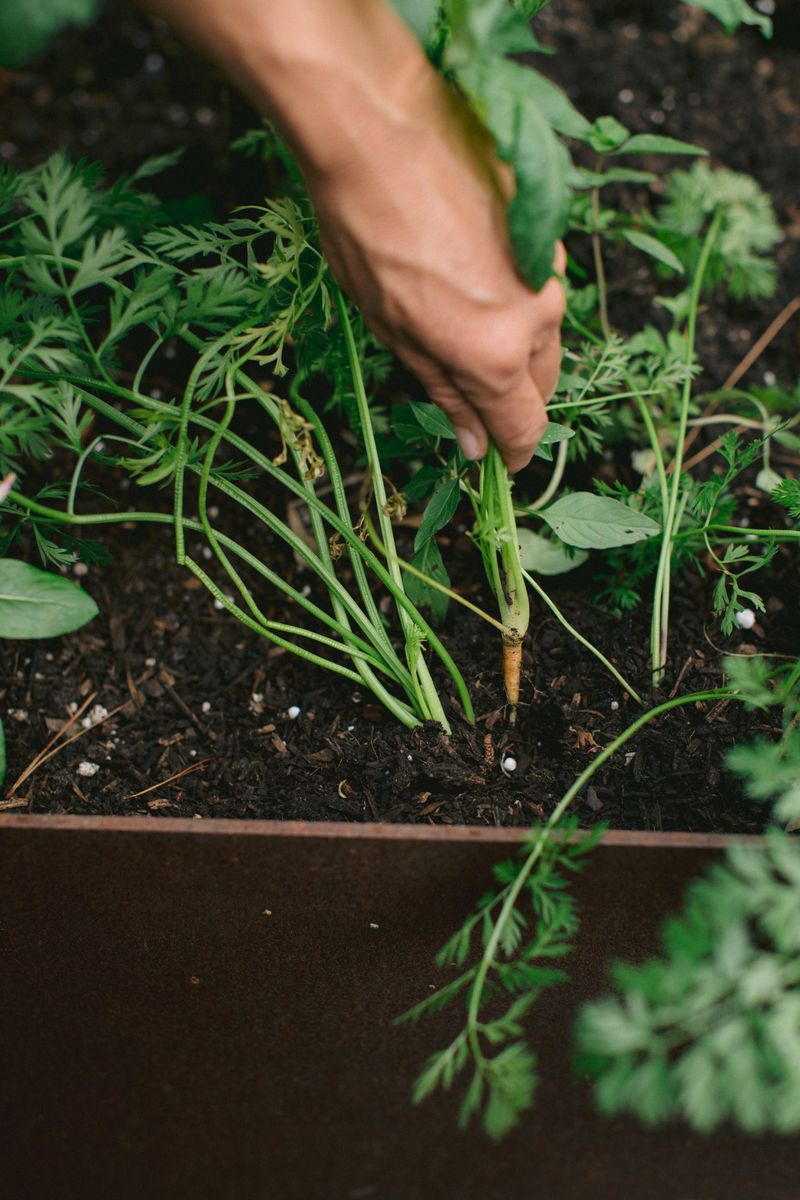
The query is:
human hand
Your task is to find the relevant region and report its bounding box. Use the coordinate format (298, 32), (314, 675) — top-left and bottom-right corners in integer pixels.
(143, 0), (565, 470)
(308, 85), (565, 472)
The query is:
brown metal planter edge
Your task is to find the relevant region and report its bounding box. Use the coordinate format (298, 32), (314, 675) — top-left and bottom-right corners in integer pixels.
(1, 814), (797, 1200)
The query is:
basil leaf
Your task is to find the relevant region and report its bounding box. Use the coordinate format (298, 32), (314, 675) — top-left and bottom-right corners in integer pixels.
(405, 538), (451, 622)
(517, 530), (588, 576)
(614, 134), (707, 158)
(458, 57), (571, 289)
(539, 493), (661, 549)
(408, 400), (458, 440)
(533, 421), (574, 462)
(0, 559), (99, 639)
(619, 230), (685, 273)
(414, 477), (460, 552)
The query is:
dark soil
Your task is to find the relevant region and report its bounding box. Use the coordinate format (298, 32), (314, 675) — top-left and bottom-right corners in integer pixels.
(1, 1), (798, 830)
(537, 0), (800, 385)
(2, 499), (796, 829)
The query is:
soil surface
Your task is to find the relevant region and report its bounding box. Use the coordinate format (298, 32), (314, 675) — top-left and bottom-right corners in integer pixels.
(1, 1), (798, 830)
(1, 512), (796, 830)
(537, 0), (800, 385)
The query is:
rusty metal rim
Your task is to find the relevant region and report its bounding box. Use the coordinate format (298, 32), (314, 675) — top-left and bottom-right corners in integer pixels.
(0, 811), (761, 847)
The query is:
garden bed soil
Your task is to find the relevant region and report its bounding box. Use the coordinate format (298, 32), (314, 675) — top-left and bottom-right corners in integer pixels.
(1, 0), (798, 831)
(1, 509), (796, 830)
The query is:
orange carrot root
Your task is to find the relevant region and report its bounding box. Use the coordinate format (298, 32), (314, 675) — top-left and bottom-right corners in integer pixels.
(502, 637), (522, 720)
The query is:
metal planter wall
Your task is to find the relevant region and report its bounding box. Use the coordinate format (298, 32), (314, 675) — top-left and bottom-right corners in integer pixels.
(1, 815), (797, 1200)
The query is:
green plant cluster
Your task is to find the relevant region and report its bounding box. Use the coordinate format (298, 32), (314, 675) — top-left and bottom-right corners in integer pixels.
(577, 830), (800, 1133)
(0, 152), (474, 734)
(576, 665), (800, 1135)
(400, 816), (599, 1140)
(0, 0), (796, 1145)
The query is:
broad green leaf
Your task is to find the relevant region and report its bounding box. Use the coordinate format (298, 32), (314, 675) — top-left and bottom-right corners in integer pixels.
(456, 56), (570, 289)
(414, 476), (461, 551)
(686, 0), (772, 37)
(586, 116), (630, 155)
(569, 166), (657, 190)
(405, 538), (451, 622)
(539, 493), (661, 549)
(516, 70), (592, 141)
(517, 529), (588, 575)
(408, 400), (457, 440)
(619, 230), (685, 273)
(533, 421), (574, 461)
(0, 559), (98, 639)
(389, 0), (439, 43)
(403, 465), (443, 503)
(444, 0), (548, 61)
(613, 134), (707, 158)
(0, 0), (100, 67)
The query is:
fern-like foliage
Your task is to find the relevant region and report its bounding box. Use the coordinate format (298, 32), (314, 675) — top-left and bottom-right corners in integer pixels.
(725, 657), (800, 827)
(686, 0), (772, 37)
(656, 162), (782, 300)
(399, 817), (601, 1139)
(577, 658), (800, 1134)
(576, 829), (800, 1134)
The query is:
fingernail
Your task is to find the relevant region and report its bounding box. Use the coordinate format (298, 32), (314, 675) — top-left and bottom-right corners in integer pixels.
(455, 428), (482, 461)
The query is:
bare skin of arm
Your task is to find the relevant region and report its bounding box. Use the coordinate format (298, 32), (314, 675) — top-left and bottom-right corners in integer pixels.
(141, 0), (565, 471)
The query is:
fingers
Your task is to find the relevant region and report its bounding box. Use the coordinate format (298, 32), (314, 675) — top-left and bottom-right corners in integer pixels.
(528, 330), (562, 409)
(404, 282), (563, 472)
(399, 350), (490, 462)
(410, 351), (548, 472)
(470, 371), (548, 475)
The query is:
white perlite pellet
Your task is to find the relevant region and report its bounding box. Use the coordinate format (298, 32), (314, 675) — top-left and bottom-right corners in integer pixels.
(81, 704), (109, 729)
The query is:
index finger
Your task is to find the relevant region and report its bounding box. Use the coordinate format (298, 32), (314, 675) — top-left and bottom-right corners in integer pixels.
(472, 372), (548, 474)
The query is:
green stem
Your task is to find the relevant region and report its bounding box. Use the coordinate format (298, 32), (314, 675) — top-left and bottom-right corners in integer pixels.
(651, 212), (722, 681)
(9, 490), (406, 692)
(175, 341), (468, 717)
(491, 446), (529, 641)
(521, 569), (642, 704)
(590, 167), (611, 339)
(287, 374), (401, 669)
(674, 524), (800, 543)
(335, 286), (452, 731)
(182, 556), (366, 686)
(522, 438), (569, 514)
(464, 687), (733, 1075)
(364, 511), (509, 636)
(36, 374), (458, 691)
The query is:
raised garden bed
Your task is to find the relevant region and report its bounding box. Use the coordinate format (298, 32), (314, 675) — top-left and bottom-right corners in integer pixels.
(1, 0), (800, 1191)
(2, 817), (797, 1200)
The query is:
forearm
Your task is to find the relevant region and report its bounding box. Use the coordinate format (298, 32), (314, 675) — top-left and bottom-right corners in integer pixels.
(141, 0), (441, 181)
(140, 0), (564, 471)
